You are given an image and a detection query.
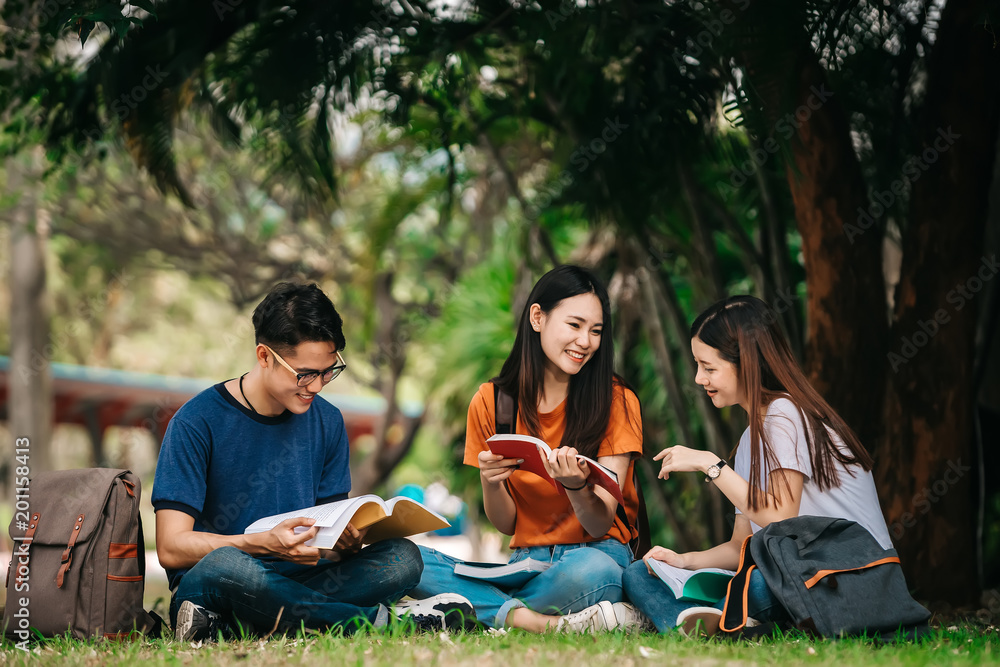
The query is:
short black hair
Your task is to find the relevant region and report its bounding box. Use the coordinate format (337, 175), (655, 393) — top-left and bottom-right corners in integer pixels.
(252, 282), (346, 353)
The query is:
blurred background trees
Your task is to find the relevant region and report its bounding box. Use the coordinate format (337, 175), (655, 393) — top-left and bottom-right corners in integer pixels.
(1, 0), (998, 606)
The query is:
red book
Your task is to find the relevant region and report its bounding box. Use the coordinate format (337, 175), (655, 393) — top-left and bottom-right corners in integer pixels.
(486, 433), (626, 507)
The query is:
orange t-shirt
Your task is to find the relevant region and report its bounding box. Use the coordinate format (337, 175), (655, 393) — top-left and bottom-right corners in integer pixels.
(464, 381), (643, 548)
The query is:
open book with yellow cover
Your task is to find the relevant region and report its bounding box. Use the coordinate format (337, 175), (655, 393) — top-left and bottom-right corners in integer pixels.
(243, 494), (450, 547)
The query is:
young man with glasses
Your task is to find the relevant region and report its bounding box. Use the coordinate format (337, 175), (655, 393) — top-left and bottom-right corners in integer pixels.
(152, 282), (472, 640)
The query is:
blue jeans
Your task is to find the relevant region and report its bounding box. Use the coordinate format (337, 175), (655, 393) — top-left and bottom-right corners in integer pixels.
(170, 538), (422, 635)
(409, 540), (632, 628)
(622, 560), (789, 633)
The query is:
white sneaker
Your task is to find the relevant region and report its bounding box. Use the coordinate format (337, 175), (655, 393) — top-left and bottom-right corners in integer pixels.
(392, 593), (476, 631)
(609, 602), (650, 632)
(675, 606), (723, 637)
(557, 601), (648, 633)
(556, 601), (613, 633)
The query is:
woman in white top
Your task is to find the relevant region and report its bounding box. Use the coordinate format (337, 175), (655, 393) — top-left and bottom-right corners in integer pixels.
(622, 295), (892, 635)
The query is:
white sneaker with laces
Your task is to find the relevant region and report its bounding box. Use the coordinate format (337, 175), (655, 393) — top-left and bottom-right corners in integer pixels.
(557, 601), (648, 633)
(556, 601), (612, 633)
(675, 606), (723, 637)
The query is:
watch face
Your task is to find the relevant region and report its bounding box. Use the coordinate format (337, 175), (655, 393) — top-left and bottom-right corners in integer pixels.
(708, 465), (721, 479)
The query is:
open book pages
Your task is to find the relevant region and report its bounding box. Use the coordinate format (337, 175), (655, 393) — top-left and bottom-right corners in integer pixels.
(647, 559), (735, 603)
(243, 494), (450, 548)
(486, 433), (625, 506)
(454, 558), (552, 588)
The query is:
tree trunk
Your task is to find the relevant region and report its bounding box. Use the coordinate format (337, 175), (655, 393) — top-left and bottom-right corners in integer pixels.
(8, 153), (53, 477)
(732, 9), (889, 448)
(878, 0), (1000, 603)
(735, 0), (999, 603)
(781, 53), (889, 449)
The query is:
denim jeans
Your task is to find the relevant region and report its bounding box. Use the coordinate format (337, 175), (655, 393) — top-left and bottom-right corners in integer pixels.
(409, 540), (632, 628)
(170, 538), (422, 635)
(622, 559), (789, 633)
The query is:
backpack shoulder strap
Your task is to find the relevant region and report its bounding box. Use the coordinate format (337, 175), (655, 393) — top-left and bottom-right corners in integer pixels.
(616, 464), (652, 561)
(492, 382), (518, 435)
(720, 534), (757, 633)
(491, 382), (518, 499)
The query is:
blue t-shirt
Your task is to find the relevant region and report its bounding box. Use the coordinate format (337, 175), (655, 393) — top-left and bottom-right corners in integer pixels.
(151, 382), (351, 588)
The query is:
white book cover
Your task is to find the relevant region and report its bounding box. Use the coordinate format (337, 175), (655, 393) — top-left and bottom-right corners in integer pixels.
(454, 558), (552, 587)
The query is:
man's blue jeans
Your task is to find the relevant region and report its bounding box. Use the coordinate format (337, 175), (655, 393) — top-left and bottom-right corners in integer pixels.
(409, 540), (632, 628)
(169, 538), (422, 635)
(622, 559), (789, 633)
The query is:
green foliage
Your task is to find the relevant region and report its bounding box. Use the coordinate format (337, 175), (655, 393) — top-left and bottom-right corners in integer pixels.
(424, 254), (517, 423)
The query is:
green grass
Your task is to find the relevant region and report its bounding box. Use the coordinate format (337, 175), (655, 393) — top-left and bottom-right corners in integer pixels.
(1, 625), (997, 666)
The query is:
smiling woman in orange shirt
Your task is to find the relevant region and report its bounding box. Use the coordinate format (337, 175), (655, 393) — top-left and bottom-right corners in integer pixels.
(409, 265), (646, 633)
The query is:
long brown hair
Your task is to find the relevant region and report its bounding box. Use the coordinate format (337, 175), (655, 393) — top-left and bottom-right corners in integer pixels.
(690, 295), (873, 511)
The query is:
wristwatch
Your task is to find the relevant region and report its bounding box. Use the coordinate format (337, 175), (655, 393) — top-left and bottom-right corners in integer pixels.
(705, 459), (728, 483)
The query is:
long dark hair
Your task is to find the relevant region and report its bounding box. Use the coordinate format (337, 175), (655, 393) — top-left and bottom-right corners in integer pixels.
(493, 265), (621, 459)
(690, 295), (873, 511)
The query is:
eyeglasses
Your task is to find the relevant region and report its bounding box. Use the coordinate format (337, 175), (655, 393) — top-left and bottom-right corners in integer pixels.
(263, 345), (347, 387)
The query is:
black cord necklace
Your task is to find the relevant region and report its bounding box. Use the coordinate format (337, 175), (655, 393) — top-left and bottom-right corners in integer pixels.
(238, 373), (257, 414)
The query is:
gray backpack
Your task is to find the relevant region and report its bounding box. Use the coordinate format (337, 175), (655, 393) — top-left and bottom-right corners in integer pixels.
(720, 516), (930, 638)
(4, 468), (150, 640)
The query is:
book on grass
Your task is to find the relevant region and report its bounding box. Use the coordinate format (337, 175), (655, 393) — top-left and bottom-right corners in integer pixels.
(646, 559), (735, 603)
(243, 494), (450, 548)
(453, 558), (552, 588)
(485, 433), (626, 506)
